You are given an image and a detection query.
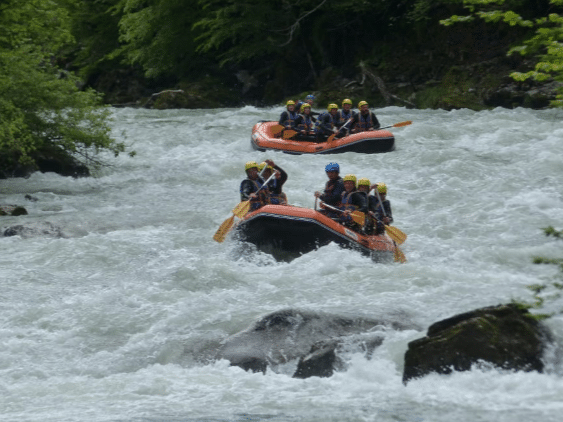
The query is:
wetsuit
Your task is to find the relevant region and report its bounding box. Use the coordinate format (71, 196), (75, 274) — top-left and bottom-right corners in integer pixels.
(317, 111), (342, 140)
(240, 178), (268, 210)
(278, 110), (299, 130)
(265, 165), (288, 205)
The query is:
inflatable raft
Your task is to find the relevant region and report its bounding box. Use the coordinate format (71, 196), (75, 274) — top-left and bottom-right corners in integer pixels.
(251, 121), (395, 155)
(234, 204), (396, 262)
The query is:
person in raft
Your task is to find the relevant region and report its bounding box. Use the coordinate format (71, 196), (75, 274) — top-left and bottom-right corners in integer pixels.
(293, 103), (317, 140)
(339, 174), (368, 231)
(258, 159), (288, 205)
(370, 182), (393, 225)
(336, 98), (358, 137)
(294, 94), (316, 117)
(316, 103), (342, 141)
(314, 162), (345, 218)
(357, 178), (385, 235)
(240, 161), (269, 211)
(278, 100), (299, 133)
(350, 100), (381, 133)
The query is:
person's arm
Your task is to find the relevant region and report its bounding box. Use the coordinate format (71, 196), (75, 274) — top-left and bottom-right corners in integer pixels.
(383, 199), (393, 223)
(371, 112), (381, 130)
(240, 180), (257, 201)
(278, 111), (288, 126)
(353, 192), (368, 213)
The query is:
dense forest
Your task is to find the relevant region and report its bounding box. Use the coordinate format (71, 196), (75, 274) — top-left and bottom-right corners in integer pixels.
(1, 0), (563, 175)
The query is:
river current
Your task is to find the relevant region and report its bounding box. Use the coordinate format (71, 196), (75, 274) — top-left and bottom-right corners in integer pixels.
(1, 106), (563, 422)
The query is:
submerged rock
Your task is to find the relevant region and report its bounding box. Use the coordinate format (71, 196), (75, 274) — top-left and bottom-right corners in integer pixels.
(0, 205), (28, 216)
(3, 221), (64, 238)
(217, 308), (415, 377)
(402, 304), (552, 383)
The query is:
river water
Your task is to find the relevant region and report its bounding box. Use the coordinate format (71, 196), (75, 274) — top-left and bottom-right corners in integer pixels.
(1, 106), (563, 422)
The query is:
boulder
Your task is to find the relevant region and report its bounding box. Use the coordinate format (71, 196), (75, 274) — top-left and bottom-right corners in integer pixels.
(0, 205), (28, 216)
(217, 308), (413, 377)
(3, 221), (64, 238)
(403, 304), (551, 383)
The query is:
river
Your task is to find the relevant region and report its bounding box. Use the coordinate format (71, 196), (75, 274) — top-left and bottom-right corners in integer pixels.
(1, 106), (563, 422)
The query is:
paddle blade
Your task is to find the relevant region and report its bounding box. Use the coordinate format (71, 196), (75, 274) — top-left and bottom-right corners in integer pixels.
(271, 124), (284, 135)
(282, 130), (297, 139)
(393, 120), (412, 128)
(394, 245), (407, 263)
(232, 200), (251, 218)
(385, 225), (407, 244)
(351, 211), (366, 226)
(326, 133), (336, 142)
(213, 215), (235, 243)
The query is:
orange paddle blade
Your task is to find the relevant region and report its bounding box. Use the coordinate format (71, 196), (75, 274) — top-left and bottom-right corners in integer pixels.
(385, 225), (407, 244)
(282, 130), (297, 139)
(350, 211), (365, 226)
(394, 245), (407, 263)
(271, 124), (284, 135)
(213, 215), (235, 243)
(232, 200), (251, 218)
(393, 120), (412, 128)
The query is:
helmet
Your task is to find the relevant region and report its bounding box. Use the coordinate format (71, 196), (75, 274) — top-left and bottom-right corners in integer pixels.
(258, 162), (274, 172)
(306, 94), (315, 101)
(358, 100), (368, 109)
(300, 103), (311, 113)
(286, 100), (295, 107)
(325, 162), (339, 172)
(245, 161), (258, 171)
(376, 183), (387, 194)
(357, 178), (370, 187)
(327, 103), (338, 111)
(343, 174), (357, 185)
(342, 98), (352, 106)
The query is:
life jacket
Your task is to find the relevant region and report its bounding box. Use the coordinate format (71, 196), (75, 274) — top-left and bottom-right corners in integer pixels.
(297, 113), (315, 132)
(281, 110), (299, 128)
(240, 178), (269, 210)
(341, 190), (359, 211)
(339, 109), (355, 125)
(355, 112), (373, 132)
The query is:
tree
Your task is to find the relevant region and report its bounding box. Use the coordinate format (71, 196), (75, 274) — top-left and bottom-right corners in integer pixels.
(441, 0), (563, 107)
(0, 0), (125, 176)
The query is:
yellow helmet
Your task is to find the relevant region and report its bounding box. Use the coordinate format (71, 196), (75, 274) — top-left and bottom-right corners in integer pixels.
(343, 174), (357, 186)
(342, 98), (353, 106)
(300, 103), (311, 113)
(376, 183), (387, 194)
(357, 178), (370, 187)
(358, 100), (369, 109)
(258, 162), (274, 172)
(286, 100), (295, 107)
(245, 161), (258, 171)
(327, 103), (338, 111)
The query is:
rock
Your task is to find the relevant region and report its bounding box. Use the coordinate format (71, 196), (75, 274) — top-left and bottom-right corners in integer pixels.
(0, 205), (28, 216)
(402, 304), (551, 384)
(217, 308), (414, 376)
(3, 221), (64, 238)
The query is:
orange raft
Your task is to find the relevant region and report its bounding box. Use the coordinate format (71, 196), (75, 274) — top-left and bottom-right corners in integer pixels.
(234, 204), (397, 262)
(251, 121), (395, 155)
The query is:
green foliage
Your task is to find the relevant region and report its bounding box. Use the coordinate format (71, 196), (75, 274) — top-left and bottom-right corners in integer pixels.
(441, 0), (563, 108)
(0, 0), (125, 173)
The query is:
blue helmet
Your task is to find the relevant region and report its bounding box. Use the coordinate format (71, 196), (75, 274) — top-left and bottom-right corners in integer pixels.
(325, 162), (339, 172)
(306, 94), (315, 101)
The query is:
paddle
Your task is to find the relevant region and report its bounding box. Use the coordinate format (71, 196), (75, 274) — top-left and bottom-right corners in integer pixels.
(320, 202), (365, 226)
(271, 124), (284, 135)
(374, 120), (412, 130)
(282, 129), (298, 139)
(327, 117), (354, 143)
(373, 188), (407, 244)
(213, 172), (277, 243)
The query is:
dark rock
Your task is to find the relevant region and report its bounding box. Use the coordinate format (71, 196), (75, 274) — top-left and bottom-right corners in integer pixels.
(403, 304), (551, 384)
(24, 195), (38, 202)
(0, 205), (28, 216)
(218, 308), (413, 376)
(3, 222), (64, 238)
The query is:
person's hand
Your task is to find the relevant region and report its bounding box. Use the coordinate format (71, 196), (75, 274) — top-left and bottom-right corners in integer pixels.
(383, 216), (391, 225)
(265, 159), (274, 167)
(314, 191), (321, 198)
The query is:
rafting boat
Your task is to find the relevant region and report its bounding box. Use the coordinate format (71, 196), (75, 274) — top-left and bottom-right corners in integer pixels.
(233, 204), (397, 262)
(251, 121), (395, 155)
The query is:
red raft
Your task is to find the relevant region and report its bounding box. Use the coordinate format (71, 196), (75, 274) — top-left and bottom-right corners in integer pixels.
(251, 121), (395, 155)
(234, 204), (396, 262)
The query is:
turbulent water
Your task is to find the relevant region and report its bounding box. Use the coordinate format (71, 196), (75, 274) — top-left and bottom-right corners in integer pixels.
(1, 105), (563, 422)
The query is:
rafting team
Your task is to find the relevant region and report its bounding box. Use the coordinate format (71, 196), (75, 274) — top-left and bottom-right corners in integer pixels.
(240, 159), (393, 236)
(278, 95), (381, 142)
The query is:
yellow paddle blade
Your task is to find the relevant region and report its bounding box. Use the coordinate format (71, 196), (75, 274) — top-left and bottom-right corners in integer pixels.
(385, 225), (407, 244)
(271, 124), (284, 135)
(351, 211), (365, 226)
(213, 215), (235, 243)
(327, 133), (336, 142)
(394, 245), (407, 263)
(232, 200), (251, 218)
(282, 130), (297, 139)
(393, 120), (412, 128)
